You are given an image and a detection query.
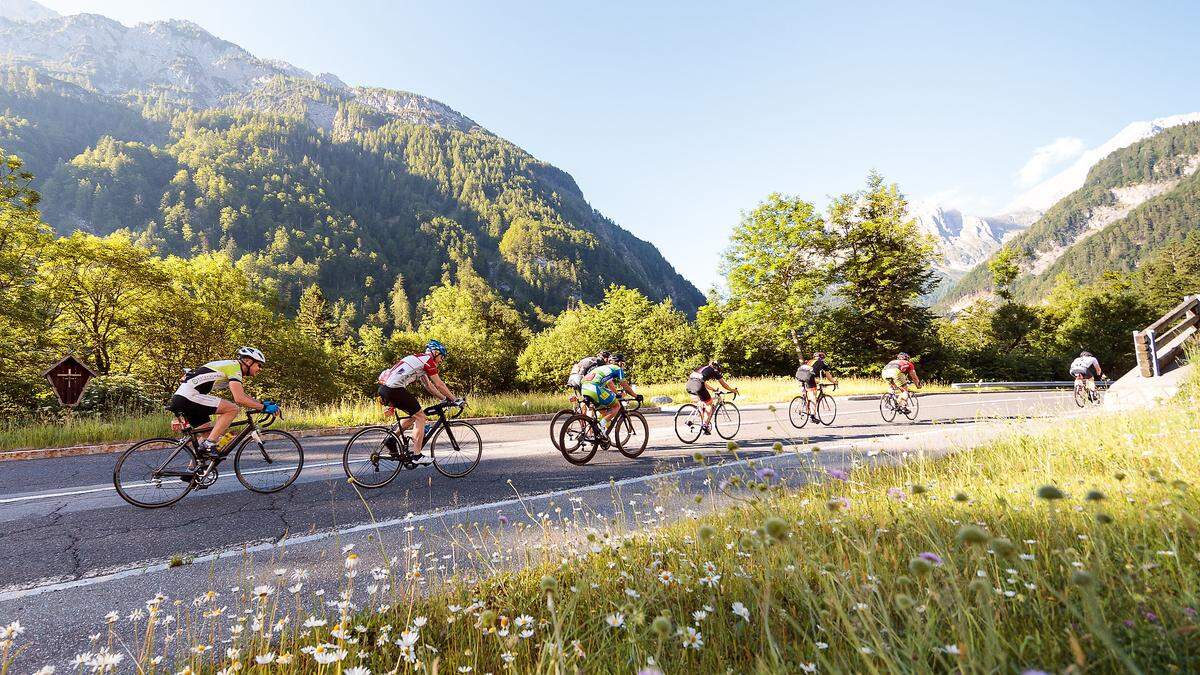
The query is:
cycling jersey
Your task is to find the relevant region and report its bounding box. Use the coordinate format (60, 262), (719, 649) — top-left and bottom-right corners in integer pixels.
(882, 358), (916, 385)
(378, 354), (439, 389)
(796, 358), (831, 385)
(689, 365), (723, 382)
(174, 360), (244, 407)
(1070, 356), (1100, 377)
(583, 364), (626, 388)
(567, 356), (606, 388)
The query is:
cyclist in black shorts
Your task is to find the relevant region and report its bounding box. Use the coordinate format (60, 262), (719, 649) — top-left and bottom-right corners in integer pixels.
(376, 339), (461, 464)
(795, 352), (837, 421)
(685, 361), (738, 434)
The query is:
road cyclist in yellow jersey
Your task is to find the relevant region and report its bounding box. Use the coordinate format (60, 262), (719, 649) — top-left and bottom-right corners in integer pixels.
(168, 346), (279, 460)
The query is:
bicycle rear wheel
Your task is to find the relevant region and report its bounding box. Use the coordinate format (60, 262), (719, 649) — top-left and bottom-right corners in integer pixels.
(817, 394), (837, 426)
(1073, 385), (1086, 408)
(430, 421), (483, 478)
(880, 394), (898, 423)
(114, 437), (196, 508)
(788, 395), (810, 429)
(235, 429), (304, 493)
(343, 426), (405, 489)
(558, 414), (600, 465)
(549, 409), (575, 450)
(615, 411), (650, 458)
(674, 404), (702, 444)
(715, 402), (741, 439)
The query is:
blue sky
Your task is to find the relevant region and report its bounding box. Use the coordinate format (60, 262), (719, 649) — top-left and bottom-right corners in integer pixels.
(39, 0), (1200, 291)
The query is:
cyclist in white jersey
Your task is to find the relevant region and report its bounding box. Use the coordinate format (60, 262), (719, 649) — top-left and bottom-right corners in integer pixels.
(377, 339), (461, 464)
(169, 346), (278, 458)
(1069, 351), (1103, 392)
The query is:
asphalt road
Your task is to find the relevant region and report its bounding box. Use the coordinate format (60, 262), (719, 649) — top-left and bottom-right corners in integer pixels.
(0, 390), (1079, 668)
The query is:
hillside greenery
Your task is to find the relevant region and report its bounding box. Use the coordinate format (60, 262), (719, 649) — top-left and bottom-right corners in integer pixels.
(0, 65), (702, 321)
(944, 122), (1200, 306)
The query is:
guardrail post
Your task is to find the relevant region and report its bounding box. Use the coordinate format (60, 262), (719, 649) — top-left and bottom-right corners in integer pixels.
(1134, 330), (1154, 378)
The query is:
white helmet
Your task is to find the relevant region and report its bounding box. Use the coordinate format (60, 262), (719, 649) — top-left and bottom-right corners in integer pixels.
(237, 346), (266, 364)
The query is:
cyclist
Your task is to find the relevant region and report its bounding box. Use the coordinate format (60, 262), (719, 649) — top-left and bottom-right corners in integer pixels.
(795, 352), (838, 421)
(1069, 351), (1103, 394)
(169, 347), (278, 459)
(881, 352), (921, 411)
(377, 339), (461, 465)
(581, 352), (641, 430)
(567, 350), (611, 394)
(686, 360), (738, 435)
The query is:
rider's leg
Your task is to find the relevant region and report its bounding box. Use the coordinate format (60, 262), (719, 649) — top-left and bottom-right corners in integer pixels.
(205, 399), (240, 445)
(409, 409), (428, 455)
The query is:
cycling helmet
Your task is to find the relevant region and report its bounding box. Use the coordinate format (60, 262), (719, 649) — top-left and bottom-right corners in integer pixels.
(709, 360), (722, 371)
(598, 350), (612, 360)
(237, 346), (266, 364)
(1080, 351), (1092, 358)
(611, 352), (626, 365)
(897, 352), (910, 360)
(425, 339), (448, 357)
(815, 351), (826, 360)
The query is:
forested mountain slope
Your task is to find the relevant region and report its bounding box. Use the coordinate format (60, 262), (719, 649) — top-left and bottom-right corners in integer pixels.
(0, 9), (702, 319)
(940, 122), (1200, 309)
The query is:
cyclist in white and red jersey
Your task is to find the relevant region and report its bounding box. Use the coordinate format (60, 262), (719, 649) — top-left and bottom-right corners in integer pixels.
(881, 352), (921, 410)
(377, 339), (461, 464)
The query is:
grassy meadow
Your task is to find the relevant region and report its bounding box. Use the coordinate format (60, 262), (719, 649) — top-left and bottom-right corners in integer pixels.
(8, 372), (1197, 673)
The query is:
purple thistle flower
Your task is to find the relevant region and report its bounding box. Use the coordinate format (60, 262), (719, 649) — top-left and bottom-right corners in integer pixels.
(1145, 611), (1159, 623)
(498, 514), (509, 526)
(1185, 607), (1198, 619)
(755, 467), (777, 482)
(826, 468), (849, 481)
(887, 487), (906, 500)
(1123, 620), (1135, 628)
(1021, 671), (1051, 675)
(918, 552), (944, 566)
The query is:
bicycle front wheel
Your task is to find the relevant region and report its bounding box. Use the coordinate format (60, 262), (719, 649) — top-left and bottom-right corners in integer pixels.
(549, 409), (575, 450)
(113, 437), (196, 508)
(234, 429), (304, 493)
(430, 421), (483, 478)
(674, 404), (702, 444)
(788, 395), (810, 429)
(817, 394), (837, 426)
(558, 414), (600, 465)
(714, 402), (741, 439)
(903, 395), (920, 422)
(343, 426), (405, 489)
(615, 411), (650, 458)
(880, 394), (898, 423)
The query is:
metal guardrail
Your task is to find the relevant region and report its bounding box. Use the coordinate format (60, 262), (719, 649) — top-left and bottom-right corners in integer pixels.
(951, 381), (1111, 390)
(1135, 294), (1199, 377)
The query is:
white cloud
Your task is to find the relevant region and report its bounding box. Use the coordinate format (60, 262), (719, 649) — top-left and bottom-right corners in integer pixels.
(1015, 137), (1086, 187)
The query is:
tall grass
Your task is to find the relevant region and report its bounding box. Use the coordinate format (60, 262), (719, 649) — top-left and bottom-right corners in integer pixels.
(8, 376), (1197, 672)
(0, 376), (934, 452)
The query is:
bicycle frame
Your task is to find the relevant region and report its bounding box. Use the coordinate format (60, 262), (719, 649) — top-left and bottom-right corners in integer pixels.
(158, 411), (275, 479)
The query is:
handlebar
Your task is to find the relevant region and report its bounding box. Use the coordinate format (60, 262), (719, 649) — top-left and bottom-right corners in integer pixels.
(424, 398), (467, 418)
(619, 396), (643, 411)
(717, 390), (738, 400)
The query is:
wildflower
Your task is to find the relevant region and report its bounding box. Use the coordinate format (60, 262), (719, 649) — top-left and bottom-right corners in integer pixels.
(942, 644), (961, 655)
(252, 585), (273, 599)
(345, 668), (371, 675)
(860, 647), (873, 654)
(254, 653), (276, 665)
(276, 654), (295, 665)
(31, 667), (54, 675)
(731, 602), (751, 622)
(680, 626), (704, 650)
(826, 497), (850, 511)
(826, 468), (849, 481)
(104, 611), (119, 624)
(625, 588), (641, 598)
(887, 487), (906, 500)
(816, 641), (828, 649)
(756, 467), (777, 482)
(692, 609), (708, 622)
(658, 570), (675, 585)
(800, 664), (817, 673)
(500, 651), (515, 664)
(606, 613), (625, 628)
(303, 616), (327, 628)
(345, 553), (361, 570)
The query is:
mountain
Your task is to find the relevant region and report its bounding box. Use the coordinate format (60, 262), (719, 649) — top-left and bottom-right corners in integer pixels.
(0, 2), (704, 318)
(939, 121), (1200, 310)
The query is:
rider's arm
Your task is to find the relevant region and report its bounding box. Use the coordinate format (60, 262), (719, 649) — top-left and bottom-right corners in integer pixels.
(620, 380), (637, 397)
(228, 381), (264, 410)
(425, 374), (455, 400)
(717, 378), (738, 393)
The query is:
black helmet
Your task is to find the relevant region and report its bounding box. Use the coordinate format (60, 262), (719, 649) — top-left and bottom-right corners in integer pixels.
(1080, 350), (1092, 358)
(598, 350), (611, 360)
(815, 351), (826, 360)
(611, 352), (626, 364)
(708, 360), (722, 371)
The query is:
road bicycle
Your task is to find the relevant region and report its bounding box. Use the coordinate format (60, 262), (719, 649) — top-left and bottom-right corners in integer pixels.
(880, 385), (920, 423)
(113, 410), (303, 508)
(557, 396), (649, 465)
(549, 387), (585, 451)
(674, 390), (740, 444)
(788, 382), (838, 428)
(1073, 378), (1107, 408)
(342, 399), (481, 488)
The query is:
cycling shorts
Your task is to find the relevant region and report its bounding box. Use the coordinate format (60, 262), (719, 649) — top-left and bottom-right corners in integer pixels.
(169, 395), (217, 429)
(1070, 367), (1097, 379)
(685, 377), (711, 402)
(378, 384), (421, 415)
(882, 366), (909, 386)
(582, 383), (616, 406)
